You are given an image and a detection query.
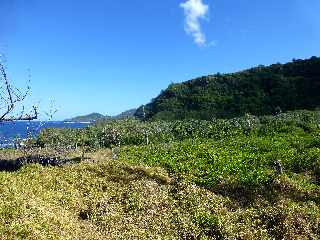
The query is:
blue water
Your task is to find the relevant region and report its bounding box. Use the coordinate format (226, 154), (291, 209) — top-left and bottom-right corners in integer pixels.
(0, 121), (90, 147)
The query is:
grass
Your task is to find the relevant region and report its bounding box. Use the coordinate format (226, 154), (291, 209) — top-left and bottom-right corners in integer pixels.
(0, 132), (319, 239)
(118, 132), (320, 238)
(0, 152), (235, 239)
(0, 111), (320, 239)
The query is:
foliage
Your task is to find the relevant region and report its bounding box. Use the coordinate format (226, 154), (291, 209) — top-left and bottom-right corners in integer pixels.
(135, 56), (320, 120)
(37, 110), (320, 150)
(7, 109), (314, 238)
(120, 134), (320, 191)
(0, 148), (319, 239)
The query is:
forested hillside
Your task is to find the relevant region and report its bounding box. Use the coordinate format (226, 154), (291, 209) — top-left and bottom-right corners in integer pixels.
(66, 109), (136, 122)
(135, 56), (320, 120)
(65, 113), (106, 122)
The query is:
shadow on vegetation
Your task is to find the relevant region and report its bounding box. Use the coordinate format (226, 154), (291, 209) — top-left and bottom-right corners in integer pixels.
(204, 184), (264, 208)
(122, 165), (171, 185)
(210, 176), (320, 208)
(82, 162), (171, 186)
(0, 155), (83, 172)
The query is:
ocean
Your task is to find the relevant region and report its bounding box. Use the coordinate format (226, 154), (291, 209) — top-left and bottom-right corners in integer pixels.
(0, 121), (90, 147)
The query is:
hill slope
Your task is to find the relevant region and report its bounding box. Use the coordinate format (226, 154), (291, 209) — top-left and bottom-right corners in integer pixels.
(65, 113), (106, 122)
(66, 109), (137, 122)
(113, 108), (136, 119)
(135, 56), (320, 120)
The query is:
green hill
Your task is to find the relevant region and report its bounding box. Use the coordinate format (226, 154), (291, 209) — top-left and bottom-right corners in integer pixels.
(66, 109), (137, 122)
(135, 56), (320, 120)
(65, 113), (106, 122)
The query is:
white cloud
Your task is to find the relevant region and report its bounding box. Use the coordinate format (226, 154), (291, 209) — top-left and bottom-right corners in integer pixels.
(180, 0), (210, 47)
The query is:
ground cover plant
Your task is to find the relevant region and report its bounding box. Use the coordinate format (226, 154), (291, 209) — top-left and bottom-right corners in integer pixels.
(0, 110), (319, 239)
(0, 148), (319, 239)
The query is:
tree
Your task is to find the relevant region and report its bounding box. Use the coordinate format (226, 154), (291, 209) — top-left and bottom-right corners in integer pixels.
(0, 61), (37, 122)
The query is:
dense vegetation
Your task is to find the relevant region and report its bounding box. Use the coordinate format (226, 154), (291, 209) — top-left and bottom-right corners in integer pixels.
(135, 56), (320, 120)
(39, 110), (320, 150)
(1, 109), (318, 239)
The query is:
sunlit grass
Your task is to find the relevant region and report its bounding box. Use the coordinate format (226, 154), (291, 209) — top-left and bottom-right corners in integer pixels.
(0, 110), (320, 239)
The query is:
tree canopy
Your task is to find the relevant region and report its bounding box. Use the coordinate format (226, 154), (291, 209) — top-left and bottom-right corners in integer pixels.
(135, 56), (320, 120)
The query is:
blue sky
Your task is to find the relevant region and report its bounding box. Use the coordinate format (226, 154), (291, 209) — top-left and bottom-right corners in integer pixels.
(1, 0), (320, 120)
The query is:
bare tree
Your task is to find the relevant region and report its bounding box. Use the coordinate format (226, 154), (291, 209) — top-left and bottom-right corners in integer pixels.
(0, 59), (72, 170)
(0, 61), (37, 122)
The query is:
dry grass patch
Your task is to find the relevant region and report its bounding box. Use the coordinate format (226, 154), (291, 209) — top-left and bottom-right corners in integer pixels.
(0, 157), (221, 239)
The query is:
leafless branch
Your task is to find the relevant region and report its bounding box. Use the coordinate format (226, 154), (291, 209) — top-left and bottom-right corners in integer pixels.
(0, 61), (38, 122)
